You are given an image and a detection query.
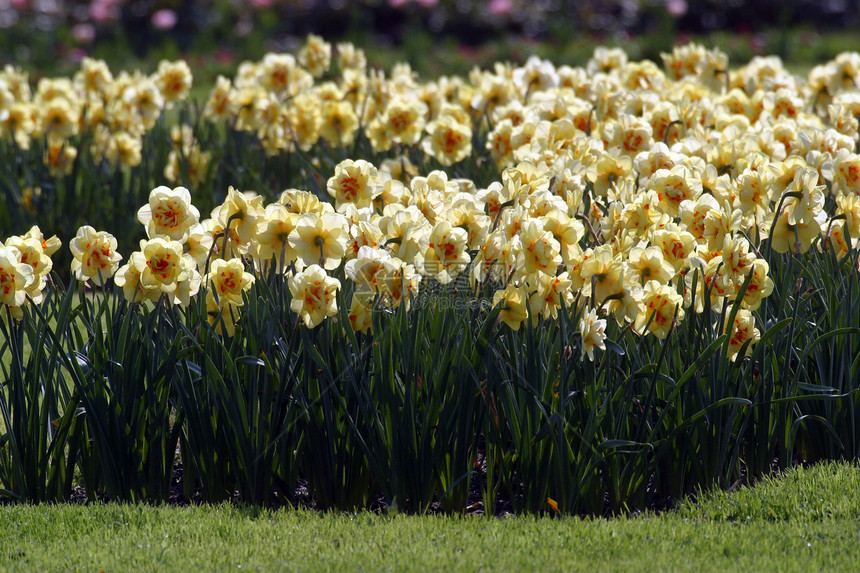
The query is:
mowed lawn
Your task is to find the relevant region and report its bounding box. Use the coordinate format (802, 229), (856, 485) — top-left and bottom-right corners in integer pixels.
(0, 460), (857, 572)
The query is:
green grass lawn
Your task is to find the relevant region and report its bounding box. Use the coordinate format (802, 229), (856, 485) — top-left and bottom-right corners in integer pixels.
(0, 461), (857, 572)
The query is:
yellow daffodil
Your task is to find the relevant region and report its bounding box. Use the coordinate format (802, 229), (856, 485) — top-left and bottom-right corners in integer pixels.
(115, 258), (158, 304)
(369, 96), (427, 151)
(74, 57), (113, 97)
(422, 111), (472, 166)
(259, 52), (313, 98)
(580, 244), (626, 306)
(739, 259), (774, 311)
(650, 228), (697, 278)
(766, 207), (823, 254)
(627, 244), (675, 286)
(211, 186), (265, 254)
(105, 131), (143, 168)
(320, 99), (359, 147)
(205, 257), (254, 306)
(579, 307), (607, 361)
(378, 205), (427, 262)
(289, 212), (349, 271)
(288, 264), (341, 328)
(416, 220), (471, 285)
(587, 153), (633, 197)
(38, 96), (79, 140)
(348, 293), (374, 334)
(517, 219), (562, 276)
(650, 165), (703, 218)
(782, 167), (826, 226)
(137, 185), (200, 241)
(4, 236), (50, 304)
(154, 59), (192, 105)
(345, 246), (392, 300)
(0, 246), (35, 319)
(724, 308), (760, 362)
(69, 226), (122, 286)
(253, 204), (299, 273)
(43, 137), (77, 177)
(492, 283), (528, 331)
(203, 75), (236, 122)
(635, 280), (684, 339)
(137, 238), (188, 293)
(618, 189), (667, 240)
(206, 295), (240, 337)
(4, 235), (52, 280)
(327, 159), (385, 209)
(336, 42), (367, 72)
(298, 34), (332, 78)
(527, 271), (574, 322)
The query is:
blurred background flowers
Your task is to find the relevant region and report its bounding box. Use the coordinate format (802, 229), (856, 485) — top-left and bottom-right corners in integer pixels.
(3, 0), (860, 78)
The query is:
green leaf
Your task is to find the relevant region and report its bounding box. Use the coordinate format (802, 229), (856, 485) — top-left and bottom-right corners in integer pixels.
(797, 383), (839, 393)
(237, 356), (266, 367)
(604, 339), (625, 355)
(598, 439), (653, 451)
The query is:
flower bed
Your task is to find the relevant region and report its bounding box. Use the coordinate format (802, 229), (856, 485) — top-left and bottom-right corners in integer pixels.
(1, 38), (859, 513)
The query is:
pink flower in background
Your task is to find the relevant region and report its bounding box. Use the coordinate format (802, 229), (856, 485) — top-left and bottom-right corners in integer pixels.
(9, 0), (30, 10)
(151, 8), (177, 30)
(488, 0), (512, 16)
(416, 0), (439, 7)
(235, 17), (252, 37)
(389, 0), (409, 8)
(249, 0), (273, 8)
(72, 23), (96, 43)
(90, 0), (120, 23)
(666, 0), (687, 17)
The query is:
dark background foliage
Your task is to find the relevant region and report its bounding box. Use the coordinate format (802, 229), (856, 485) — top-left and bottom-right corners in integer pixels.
(4, 0), (860, 78)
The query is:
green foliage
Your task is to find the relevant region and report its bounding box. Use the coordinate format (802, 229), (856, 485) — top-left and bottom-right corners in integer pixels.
(1, 234), (858, 513)
(0, 285), (79, 502)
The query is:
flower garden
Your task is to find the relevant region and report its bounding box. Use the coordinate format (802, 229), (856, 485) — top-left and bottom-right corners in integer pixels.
(1, 36), (860, 515)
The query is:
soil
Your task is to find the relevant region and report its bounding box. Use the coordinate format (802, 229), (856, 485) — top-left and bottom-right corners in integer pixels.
(54, 451), (686, 517)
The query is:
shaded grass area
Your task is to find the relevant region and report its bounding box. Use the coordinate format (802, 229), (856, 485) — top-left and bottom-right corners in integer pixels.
(0, 461), (857, 572)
